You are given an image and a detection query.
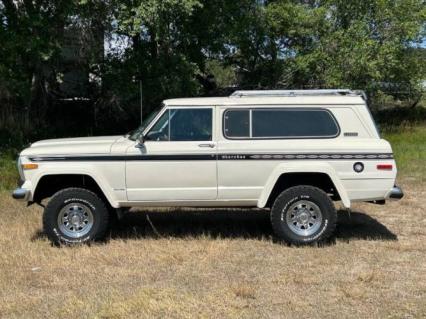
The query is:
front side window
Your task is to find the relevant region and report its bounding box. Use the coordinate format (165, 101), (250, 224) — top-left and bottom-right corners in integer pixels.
(223, 108), (339, 139)
(145, 110), (170, 141)
(128, 108), (161, 141)
(146, 108), (212, 141)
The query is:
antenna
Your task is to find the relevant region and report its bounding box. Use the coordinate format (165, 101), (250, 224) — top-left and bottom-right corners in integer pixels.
(139, 78), (143, 125)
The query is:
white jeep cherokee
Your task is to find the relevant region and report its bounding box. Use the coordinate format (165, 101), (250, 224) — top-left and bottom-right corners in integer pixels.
(13, 90), (403, 245)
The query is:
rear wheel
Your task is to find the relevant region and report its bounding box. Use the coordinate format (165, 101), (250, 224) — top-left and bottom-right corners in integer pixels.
(43, 188), (110, 245)
(270, 185), (337, 245)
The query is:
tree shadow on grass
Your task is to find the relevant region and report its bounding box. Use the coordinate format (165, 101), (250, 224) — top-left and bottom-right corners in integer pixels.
(106, 208), (397, 243)
(31, 208), (397, 243)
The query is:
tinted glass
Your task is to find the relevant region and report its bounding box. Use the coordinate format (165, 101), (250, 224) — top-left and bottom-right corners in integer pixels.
(145, 110), (170, 141)
(170, 108), (212, 141)
(224, 110), (250, 138)
(252, 109), (338, 138)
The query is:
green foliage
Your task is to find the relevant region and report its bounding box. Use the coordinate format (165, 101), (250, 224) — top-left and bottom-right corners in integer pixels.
(0, 0), (425, 144)
(205, 60), (236, 88)
(117, 0), (202, 37)
(382, 125), (426, 183)
(376, 105), (426, 182)
(0, 0), (75, 106)
(0, 150), (18, 190)
(263, 0), (426, 96)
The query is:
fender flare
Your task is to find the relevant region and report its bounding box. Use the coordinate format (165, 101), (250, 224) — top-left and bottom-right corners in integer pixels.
(257, 162), (351, 208)
(31, 170), (120, 208)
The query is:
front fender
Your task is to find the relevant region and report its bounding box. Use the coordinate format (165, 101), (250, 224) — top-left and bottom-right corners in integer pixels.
(29, 168), (121, 208)
(257, 162), (351, 209)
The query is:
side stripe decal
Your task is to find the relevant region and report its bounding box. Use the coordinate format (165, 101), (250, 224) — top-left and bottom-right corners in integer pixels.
(219, 153), (393, 160)
(29, 153), (394, 162)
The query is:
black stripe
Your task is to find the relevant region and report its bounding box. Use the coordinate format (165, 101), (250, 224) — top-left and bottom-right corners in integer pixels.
(29, 154), (216, 161)
(29, 153), (393, 162)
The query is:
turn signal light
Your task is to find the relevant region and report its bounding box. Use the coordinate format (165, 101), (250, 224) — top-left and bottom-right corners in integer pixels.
(22, 163), (38, 170)
(377, 164), (392, 170)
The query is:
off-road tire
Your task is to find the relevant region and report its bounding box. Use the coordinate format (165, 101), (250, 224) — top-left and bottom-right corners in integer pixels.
(43, 188), (109, 245)
(270, 185), (337, 245)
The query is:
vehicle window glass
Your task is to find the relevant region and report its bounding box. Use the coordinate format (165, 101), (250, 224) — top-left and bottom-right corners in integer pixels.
(128, 108), (161, 141)
(145, 110), (170, 141)
(170, 108), (212, 141)
(252, 109), (338, 138)
(223, 110), (250, 138)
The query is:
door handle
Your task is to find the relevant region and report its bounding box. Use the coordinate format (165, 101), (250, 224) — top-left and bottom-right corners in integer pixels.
(198, 143), (215, 148)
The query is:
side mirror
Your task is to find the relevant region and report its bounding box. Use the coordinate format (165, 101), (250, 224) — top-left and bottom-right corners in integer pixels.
(135, 134), (145, 148)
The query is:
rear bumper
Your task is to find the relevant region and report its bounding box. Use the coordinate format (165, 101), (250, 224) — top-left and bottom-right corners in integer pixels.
(386, 185), (404, 200)
(12, 188), (30, 201)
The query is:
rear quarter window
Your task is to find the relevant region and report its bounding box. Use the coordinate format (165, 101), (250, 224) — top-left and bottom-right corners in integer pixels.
(223, 108), (340, 139)
(223, 110), (250, 138)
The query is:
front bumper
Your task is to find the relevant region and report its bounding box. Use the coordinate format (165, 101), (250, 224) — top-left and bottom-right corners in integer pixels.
(387, 185), (404, 200)
(12, 188), (30, 201)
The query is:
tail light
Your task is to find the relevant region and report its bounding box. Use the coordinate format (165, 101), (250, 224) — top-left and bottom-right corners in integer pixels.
(377, 164), (393, 170)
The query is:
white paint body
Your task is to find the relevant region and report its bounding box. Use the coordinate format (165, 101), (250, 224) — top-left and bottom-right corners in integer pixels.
(18, 94), (398, 209)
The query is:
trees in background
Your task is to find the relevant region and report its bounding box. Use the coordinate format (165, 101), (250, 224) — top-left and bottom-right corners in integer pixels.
(0, 0), (425, 146)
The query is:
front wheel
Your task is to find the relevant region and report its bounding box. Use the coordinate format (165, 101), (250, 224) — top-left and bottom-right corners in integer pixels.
(270, 185), (337, 245)
(43, 188), (110, 245)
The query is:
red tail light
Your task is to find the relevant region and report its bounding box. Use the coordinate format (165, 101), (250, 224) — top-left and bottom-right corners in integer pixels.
(377, 164), (393, 170)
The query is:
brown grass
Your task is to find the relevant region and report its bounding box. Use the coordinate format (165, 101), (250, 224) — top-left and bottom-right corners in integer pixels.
(0, 178), (425, 318)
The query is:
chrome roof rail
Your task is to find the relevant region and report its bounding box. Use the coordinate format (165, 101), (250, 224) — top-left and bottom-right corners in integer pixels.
(230, 89), (363, 98)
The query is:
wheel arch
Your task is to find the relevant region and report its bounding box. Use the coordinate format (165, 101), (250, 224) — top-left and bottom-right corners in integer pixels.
(33, 173), (119, 208)
(257, 163), (351, 209)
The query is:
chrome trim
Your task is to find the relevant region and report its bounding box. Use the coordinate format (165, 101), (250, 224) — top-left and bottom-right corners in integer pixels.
(17, 156), (24, 181)
(198, 143), (215, 148)
(230, 89), (360, 97)
(12, 188), (30, 201)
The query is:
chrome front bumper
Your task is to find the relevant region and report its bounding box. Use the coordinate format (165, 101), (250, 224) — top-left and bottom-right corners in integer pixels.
(387, 185), (404, 200)
(12, 188), (30, 201)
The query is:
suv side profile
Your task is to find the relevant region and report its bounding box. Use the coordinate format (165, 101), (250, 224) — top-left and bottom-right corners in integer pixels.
(13, 90), (403, 245)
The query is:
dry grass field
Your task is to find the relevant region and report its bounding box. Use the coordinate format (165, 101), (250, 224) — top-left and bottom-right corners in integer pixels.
(0, 123), (425, 318)
(0, 176), (425, 318)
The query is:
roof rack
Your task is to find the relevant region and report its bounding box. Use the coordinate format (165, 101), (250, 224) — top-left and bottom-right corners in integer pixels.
(230, 89), (364, 98)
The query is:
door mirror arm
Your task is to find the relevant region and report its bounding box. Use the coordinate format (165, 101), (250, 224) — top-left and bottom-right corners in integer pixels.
(135, 134), (145, 148)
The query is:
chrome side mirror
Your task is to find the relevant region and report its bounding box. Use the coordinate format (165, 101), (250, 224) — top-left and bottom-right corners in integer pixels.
(135, 134), (145, 148)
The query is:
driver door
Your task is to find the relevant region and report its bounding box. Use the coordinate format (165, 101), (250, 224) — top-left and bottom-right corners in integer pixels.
(125, 107), (217, 201)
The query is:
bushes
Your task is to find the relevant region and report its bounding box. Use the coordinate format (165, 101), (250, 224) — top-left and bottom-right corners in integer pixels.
(0, 151), (18, 191)
(374, 106), (426, 129)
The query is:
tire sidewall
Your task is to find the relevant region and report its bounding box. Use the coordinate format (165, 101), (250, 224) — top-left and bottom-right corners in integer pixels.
(44, 190), (107, 244)
(272, 188), (335, 244)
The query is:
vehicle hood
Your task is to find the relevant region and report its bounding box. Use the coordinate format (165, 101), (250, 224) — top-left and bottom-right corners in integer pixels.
(21, 136), (123, 156)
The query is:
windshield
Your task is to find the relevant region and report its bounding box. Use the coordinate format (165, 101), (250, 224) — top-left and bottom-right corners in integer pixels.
(128, 108), (161, 141)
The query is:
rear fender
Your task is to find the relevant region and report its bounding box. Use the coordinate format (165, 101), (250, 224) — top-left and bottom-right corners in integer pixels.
(257, 162), (350, 208)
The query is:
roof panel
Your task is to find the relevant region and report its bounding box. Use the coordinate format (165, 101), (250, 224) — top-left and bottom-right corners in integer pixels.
(163, 95), (365, 106)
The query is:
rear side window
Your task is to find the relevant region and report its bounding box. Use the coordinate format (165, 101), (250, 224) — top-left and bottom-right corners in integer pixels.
(224, 110), (250, 138)
(252, 109), (338, 138)
(223, 108), (339, 139)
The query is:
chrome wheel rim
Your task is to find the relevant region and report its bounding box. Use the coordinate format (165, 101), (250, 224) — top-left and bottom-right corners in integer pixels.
(57, 203), (94, 238)
(285, 200), (322, 236)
